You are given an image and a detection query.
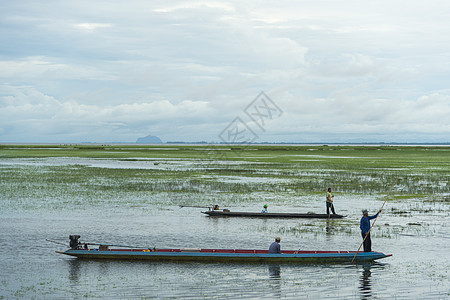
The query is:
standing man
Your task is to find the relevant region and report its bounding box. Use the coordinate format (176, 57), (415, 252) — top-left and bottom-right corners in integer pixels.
(268, 236), (281, 254)
(360, 209), (381, 252)
(326, 187), (336, 217)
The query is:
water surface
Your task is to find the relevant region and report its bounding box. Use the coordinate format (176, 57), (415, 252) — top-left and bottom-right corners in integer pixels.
(0, 155), (449, 299)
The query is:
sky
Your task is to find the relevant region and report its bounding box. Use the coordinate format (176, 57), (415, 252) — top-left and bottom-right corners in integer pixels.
(1, 0), (449, 144)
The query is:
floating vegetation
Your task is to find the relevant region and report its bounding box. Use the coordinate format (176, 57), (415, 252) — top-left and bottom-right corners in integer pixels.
(407, 223), (422, 226)
(0, 145), (449, 212)
(1, 144), (449, 299)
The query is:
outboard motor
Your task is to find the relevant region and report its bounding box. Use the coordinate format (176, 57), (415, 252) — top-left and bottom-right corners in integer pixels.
(69, 235), (81, 249)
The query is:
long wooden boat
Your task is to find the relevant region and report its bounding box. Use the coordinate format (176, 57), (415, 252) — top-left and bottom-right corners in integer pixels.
(57, 247), (390, 263)
(202, 210), (346, 219)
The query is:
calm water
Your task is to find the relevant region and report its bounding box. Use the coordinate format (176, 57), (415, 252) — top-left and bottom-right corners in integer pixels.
(1, 204), (449, 299)
(1, 158), (449, 299)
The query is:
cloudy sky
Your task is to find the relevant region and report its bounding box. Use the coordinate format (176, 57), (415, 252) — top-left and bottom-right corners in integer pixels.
(1, 0), (449, 143)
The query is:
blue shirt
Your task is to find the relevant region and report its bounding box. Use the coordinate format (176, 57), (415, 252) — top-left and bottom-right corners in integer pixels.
(360, 212), (379, 233)
(261, 208), (268, 213)
(268, 242), (281, 254)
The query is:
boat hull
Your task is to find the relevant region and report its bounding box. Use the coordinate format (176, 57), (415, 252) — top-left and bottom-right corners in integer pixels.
(202, 211), (345, 219)
(58, 248), (390, 263)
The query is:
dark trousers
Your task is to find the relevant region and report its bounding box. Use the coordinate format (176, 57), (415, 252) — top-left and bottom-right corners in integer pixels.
(361, 232), (372, 252)
(326, 202), (336, 215)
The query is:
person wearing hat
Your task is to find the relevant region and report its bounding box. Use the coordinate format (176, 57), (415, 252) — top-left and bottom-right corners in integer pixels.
(268, 236), (281, 254)
(360, 209), (381, 252)
(261, 204), (268, 213)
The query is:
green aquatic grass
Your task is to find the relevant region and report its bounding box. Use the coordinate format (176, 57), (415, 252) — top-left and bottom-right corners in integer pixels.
(0, 144), (449, 211)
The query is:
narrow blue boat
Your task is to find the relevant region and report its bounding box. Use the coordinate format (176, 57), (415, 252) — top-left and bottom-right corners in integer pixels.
(56, 236), (391, 264)
(58, 248), (391, 263)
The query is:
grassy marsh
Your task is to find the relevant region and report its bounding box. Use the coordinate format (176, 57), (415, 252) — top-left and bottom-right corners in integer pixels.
(1, 144), (449, 211)
(1, 145), (449, 299)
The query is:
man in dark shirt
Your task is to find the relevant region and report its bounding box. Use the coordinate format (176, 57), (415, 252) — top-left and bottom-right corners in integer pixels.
(268, 236), (281, 254)
(360, 209), (381, 252)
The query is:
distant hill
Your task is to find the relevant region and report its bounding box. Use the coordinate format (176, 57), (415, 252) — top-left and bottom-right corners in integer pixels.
(136, 135), (163, 144)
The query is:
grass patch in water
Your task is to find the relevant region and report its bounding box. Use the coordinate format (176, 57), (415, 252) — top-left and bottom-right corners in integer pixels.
(0, 144), (449, 211)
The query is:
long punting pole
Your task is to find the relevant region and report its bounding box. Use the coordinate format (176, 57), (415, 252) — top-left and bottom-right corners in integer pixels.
(179, 205), (211, 209)
(85, 242), (148, 248)
(46, 239), (67, 246)
(351, 177), (398, 263)
(332, 186), (336, 213)
(51, 238), (150, 249)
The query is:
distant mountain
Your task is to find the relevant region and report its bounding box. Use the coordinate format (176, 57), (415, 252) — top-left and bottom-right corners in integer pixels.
(136, 135), (163, 144)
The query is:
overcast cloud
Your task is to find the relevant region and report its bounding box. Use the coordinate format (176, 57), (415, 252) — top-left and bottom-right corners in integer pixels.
(1, 0), (449, 143)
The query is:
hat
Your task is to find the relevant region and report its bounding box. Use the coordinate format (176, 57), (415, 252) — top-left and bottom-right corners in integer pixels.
(362, 209), (368, 215)
(275, 236), (281, 242)
(264, 204), (268, 208)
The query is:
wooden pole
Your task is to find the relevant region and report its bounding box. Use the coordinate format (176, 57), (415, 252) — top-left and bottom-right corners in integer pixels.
(179, 205), (211, 209)
(351, 177), (398, 263)
(46, 239), (67, 246)
(85, 242), (147, 248)
(332, 186), (336, 214)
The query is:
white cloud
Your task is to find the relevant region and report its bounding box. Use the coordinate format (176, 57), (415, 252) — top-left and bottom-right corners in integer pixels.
(0, 86), (221, 142)
(0, 57), (117, 81)
(74, 23), (112, 32)
(0, 0), (449, 143)
(154, 2), (235, 13)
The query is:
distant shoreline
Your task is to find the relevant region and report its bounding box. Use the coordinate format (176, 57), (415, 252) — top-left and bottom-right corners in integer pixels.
(1, 142), (449, 147)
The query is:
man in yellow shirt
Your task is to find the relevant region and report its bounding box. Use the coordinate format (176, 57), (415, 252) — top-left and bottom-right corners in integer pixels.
(326, 187), (336, 217)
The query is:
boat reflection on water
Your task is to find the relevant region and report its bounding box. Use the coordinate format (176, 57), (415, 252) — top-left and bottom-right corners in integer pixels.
(68, 259), (82, 283)
(359, 263), (387, 299)
(325, 219), (336, 241)
(268, 264), (281, 297)
(360, 264), (372, 299)
(268, 264), (281, 279)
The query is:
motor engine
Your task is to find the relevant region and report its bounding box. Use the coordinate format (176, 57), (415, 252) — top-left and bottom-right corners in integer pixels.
(69, 235), (81, 249)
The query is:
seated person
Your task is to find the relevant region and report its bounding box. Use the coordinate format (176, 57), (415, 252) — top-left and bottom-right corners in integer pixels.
(261, 204), (268, 213)
(268, 236), (281, 254)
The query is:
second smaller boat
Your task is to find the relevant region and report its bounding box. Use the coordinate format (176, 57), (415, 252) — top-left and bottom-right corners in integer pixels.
(202, 210), (345, 219)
